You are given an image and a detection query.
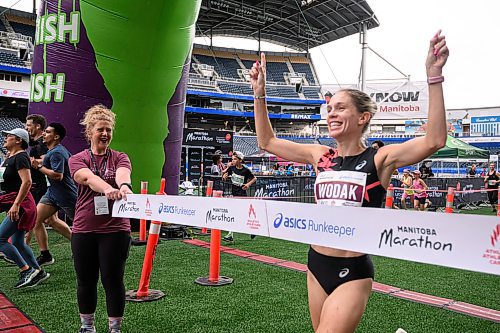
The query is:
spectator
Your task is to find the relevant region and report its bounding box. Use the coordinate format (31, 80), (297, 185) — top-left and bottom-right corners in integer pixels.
(400, 169), (414, 210)
(371, 140), (384, 150)
(222, 151), (256, 242)
(419, 160), (434, 179)
(25, 114), (65, 253)
(467, 164), (477, 177)
(412, 170), (429, 211)
(0, 128), (49, 288)
(484, 162), (499, 213)
(69, 105), (133, 333)
(25, 114), (48, 203)
(210, 154), (224, 176)
(480, 165), (488, 177)
(31, 123), (76, 266)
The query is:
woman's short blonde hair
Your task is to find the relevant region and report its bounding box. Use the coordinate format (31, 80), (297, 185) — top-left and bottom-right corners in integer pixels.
(80, 104), (116, 142)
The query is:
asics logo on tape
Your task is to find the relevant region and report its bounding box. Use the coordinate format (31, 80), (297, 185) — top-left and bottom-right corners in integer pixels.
(339, 268), (349, 278)
(355, 160), (367, 170)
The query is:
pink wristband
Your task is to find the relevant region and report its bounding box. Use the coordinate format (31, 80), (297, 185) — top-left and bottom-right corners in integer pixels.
(427, 76), (444, 85)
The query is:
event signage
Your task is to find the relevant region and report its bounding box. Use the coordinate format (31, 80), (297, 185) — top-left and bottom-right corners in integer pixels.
(0, 88), (29, 99)
(115, 195), (268, 237)
(471, 116), (500, 136)
(182, 130), (233, 184)
(113, 194), (499, 275)
(323, 81), (429, 120)
(183, 129), (233, 147)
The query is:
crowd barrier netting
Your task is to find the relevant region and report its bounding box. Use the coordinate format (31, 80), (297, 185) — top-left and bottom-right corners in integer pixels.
(201, 176), (489, 208)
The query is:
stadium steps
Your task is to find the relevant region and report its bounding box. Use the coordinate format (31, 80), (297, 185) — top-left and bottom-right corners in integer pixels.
(285, 58), (295, 75)
(0, 14), (14, 33)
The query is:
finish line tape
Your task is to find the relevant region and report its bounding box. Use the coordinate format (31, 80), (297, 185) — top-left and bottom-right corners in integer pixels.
(113, 195), (500, 276)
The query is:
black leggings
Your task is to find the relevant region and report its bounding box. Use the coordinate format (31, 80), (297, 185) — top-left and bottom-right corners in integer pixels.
(487, 188), (498, 206)
(71, 232), (131, 317)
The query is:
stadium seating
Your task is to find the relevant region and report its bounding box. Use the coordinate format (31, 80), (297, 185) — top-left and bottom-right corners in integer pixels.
(317, 138), (336, 147)
(218, 81), (253, 95)
(278, 137), (318, 144)
(0, 51), (25, 67)
(265, 62), (288, 83)
(0, 117), (24, 130)
(302, 87), (321, 99)
(291, 62), (316, 85)
(195, 54), (241, 79)
(233, 136), (260, 156)
(9, 22), (35, 41)
(275, 86), (299, 98)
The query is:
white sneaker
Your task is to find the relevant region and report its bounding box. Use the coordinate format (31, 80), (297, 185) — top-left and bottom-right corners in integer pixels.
(395, 329), (408, 333)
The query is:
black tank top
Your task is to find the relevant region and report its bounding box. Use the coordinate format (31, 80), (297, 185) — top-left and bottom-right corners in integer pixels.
(486, 170), (499, 189)
(315, 147), (386, 208)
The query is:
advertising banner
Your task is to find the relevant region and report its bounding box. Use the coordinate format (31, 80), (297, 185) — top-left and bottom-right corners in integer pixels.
(323, 81), (429, 120)
(113, 194), (500, 275)
(114, 195), (268, 237)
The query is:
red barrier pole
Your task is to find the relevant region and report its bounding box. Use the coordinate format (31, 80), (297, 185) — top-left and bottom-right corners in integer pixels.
(497, 189), (500, 217)
(126, 179), (166, 302)
(385, 184), (394, 209)
(131, 181), (149, 246)
(139, 181), (148, 241)
(195, 189), (233, 287)
(201, 181), (213, 234)
(445, 187), (455, 214)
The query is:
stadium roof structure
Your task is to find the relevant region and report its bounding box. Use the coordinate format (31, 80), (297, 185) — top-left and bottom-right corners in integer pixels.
(196, 0), (379, 51)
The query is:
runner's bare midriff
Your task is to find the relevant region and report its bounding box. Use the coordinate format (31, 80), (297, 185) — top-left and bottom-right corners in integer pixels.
(312, 244), (365, 258)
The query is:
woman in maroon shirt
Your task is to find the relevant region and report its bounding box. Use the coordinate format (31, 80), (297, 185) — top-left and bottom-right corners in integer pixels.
(69, 104), (133, 333)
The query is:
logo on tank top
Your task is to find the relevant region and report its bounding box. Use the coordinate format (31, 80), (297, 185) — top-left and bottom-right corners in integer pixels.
(355, 160), (367, 170)
(339, 268), (349, 278)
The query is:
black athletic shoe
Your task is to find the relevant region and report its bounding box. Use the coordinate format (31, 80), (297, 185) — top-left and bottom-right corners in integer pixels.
(78, 326), (96, 333)
(36, 254), (55, 266)
(14, 268), (39, 289)
(1, 253), (16, 265)
(108, 329), (121, 333)
(222, 235), (234, 242)
(26, 270), (50, 287)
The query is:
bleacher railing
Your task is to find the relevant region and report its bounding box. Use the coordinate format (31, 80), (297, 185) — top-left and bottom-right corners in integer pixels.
(188, 77), (216, 87)
(0, 31), (31, 43)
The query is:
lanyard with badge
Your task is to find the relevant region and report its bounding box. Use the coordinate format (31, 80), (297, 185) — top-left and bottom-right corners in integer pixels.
(89, 149), (110, 215)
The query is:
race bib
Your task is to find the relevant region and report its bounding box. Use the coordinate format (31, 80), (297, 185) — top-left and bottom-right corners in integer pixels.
(231, 173), (245, 187)
(314, 170), (367, 207)
(0, 167), (5, 183)
(489, 180), (497, 186)
(94, 196), (109, 215)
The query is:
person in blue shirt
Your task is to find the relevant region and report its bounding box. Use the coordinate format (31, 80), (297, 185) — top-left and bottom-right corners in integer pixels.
(32, 123), (77, 266)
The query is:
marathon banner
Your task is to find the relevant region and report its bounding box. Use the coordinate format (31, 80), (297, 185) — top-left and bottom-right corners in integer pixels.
(183, 129), (233, 150)
(205, 176), (316, 203)
(322, 81), (429, 120)
(113, 194), (500, 276)
(207, 176), (488, 207)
